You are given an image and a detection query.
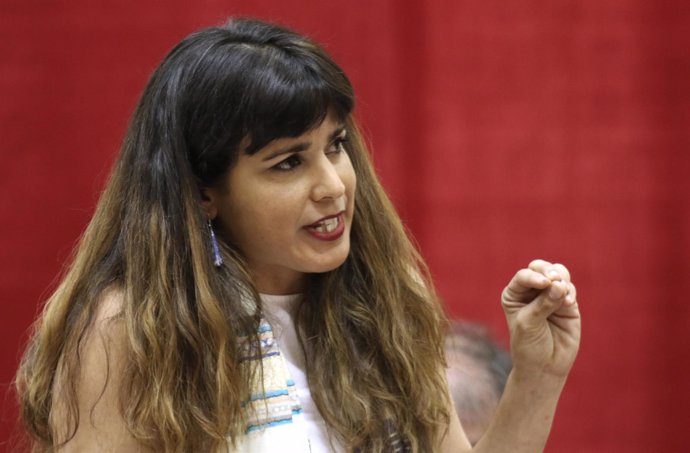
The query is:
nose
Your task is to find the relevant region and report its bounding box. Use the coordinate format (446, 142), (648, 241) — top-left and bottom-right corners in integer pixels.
(310, 155), (346, 201)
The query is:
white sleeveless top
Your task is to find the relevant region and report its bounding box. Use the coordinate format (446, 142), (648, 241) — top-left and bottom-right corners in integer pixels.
(228, 293), (344, 453)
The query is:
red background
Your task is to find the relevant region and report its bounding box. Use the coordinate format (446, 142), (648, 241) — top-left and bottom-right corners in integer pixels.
(1, 1), (689, 452)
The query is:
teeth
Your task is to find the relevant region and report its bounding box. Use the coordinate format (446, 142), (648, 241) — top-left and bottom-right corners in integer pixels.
(313, 217), (339, 233)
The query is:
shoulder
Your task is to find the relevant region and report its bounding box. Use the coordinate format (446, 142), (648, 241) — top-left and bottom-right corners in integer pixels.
(75, 285), (128, 408)
(79, 286), (127, 363)
(50, 286), (149, 452)
(81, 285), (127, 365)
(93, 285), (125, 326)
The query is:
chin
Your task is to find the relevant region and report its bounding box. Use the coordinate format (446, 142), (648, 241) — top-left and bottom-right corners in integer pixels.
(305, 249), (350, 274)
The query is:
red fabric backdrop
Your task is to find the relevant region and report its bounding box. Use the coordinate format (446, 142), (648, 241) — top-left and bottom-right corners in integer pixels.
(1, 1), (689, 451)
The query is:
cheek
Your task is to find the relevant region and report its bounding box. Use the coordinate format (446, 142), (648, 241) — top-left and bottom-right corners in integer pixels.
(338, 154), (356, 188)
(230, 190), (300, 240)
(344, 162), (357, 200)
(222, 193), (261, 243)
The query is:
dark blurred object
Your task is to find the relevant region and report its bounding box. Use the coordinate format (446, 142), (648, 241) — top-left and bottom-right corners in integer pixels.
(445, 320), (512, 445)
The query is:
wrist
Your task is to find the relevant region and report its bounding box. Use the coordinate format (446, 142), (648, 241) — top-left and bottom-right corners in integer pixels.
(509, 365), (569, 391)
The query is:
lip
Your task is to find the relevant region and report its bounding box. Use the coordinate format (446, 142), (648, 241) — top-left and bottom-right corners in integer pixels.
(304, 212), (346, 241)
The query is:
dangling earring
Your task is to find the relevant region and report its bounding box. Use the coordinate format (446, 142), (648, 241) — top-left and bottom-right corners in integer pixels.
(208, 219), (223, 267)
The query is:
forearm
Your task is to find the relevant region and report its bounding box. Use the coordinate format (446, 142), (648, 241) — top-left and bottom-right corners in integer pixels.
(470, 369), (567, 453)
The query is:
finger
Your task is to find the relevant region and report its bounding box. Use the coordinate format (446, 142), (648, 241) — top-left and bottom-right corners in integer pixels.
(528, 259), (553, 275)
(527, 280), (568, 319)
(552, 263), (572, 282)
(547, 280), (568, 300)
(529, 259), (568, 283)
(565, 281), (577, 305)
(512, 268), (552, 290)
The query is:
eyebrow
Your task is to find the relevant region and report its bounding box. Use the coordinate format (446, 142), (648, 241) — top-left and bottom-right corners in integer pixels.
(261, 126), (347, 161)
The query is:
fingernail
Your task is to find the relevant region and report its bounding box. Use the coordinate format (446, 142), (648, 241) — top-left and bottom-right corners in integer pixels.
(548, 284), (561, 300)
(547, 270), (560, 280)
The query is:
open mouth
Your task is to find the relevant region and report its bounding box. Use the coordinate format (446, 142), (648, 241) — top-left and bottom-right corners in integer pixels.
(305, 213), (346, 240)
(311, 216), (340, 233)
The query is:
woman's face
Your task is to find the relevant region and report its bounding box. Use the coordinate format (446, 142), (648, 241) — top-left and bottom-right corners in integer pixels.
(206, 113), (356, 295)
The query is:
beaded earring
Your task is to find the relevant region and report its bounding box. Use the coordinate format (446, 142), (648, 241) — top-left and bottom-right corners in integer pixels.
(208, 219), (223, 267)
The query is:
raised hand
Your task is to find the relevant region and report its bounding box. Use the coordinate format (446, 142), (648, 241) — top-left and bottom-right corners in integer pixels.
(501, 259), (581, 378)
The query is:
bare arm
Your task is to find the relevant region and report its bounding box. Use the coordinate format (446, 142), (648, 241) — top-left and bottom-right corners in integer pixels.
(51, 290), (151, 453)
(441, 260), (581, 453)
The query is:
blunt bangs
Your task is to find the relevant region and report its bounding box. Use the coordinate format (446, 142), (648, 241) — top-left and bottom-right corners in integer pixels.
(238, 46), (354, 154)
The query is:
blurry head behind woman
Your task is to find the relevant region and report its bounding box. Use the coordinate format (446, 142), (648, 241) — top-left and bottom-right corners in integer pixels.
(16, 18), (449, 453)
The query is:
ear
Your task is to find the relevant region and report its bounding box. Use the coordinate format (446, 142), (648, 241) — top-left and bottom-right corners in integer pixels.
(200, 186), (219, 220)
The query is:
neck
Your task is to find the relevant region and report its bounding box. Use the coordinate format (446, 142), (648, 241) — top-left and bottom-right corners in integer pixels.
(251, 269), (306, 295)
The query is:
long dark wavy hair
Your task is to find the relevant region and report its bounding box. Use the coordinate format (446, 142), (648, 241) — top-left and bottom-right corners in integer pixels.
(16, 18), (450, 453)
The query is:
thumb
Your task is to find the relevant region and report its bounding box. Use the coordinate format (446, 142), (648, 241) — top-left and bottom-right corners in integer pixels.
(521, 280), (568, 322)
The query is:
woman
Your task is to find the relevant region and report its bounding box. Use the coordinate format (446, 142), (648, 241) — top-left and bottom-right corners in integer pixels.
(16, 18), (580, 453)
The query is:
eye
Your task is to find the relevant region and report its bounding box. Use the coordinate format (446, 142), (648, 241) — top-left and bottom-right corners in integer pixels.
(273, 154), (302, 171)
(328, 135), (349, 154)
